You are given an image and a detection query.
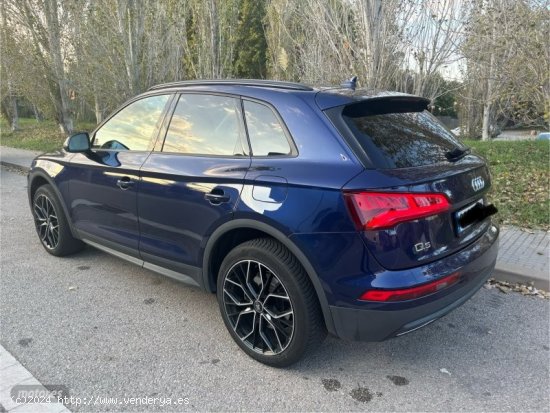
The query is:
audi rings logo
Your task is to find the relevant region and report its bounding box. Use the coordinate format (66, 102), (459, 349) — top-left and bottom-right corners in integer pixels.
(471, 176), (485, 191)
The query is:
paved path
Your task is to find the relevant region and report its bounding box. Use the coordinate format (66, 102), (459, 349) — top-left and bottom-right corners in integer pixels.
(0, 345), (70, 413)
(0, 146), (41, 172)
(493, 130), (537, 141)
(496, 227), (549, 289)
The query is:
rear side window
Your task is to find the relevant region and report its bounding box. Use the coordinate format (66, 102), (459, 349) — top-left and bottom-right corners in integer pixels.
(343, 110), (465, 168)
(244, 100), (291, 156)
(93, 94), (170, 151)
(162, 94), (247, 156)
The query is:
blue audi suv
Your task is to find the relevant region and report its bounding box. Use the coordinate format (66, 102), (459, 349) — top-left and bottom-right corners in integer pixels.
(28, 79), (499, 366)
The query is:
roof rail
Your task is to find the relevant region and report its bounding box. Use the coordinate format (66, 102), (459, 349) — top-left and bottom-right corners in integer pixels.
(148, 79), (314, 92)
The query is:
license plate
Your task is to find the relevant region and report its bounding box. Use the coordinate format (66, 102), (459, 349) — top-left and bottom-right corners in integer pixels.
(455, 198), (484, 235)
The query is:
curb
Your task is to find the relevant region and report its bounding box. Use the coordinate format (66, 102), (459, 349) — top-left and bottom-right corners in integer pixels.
(0, 344), (71, 412)
(493, 262), (549, 291)
(0, 161), (30, 173)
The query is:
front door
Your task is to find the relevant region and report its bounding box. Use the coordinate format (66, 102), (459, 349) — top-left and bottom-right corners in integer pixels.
(68, 94), (172, 256)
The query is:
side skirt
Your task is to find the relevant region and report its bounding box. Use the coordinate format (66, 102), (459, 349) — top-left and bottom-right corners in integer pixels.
(81, 238), (201, 288)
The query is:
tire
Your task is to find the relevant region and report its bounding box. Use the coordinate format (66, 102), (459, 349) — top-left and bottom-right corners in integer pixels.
(217, 238), (326, 367)
(32, 184), (84, 256)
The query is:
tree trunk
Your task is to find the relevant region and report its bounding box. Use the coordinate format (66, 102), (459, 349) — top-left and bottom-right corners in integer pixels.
(481, 50), (495, 141)
(43, 0), (73, 134)
(369, 0), (383, 89)
(481, 101), (492, 141)
(94, 94), (103, 124)
(6, 80), (19, 131)
(32, 104), (42, 122)
(1, 3), (19, 131)
(209, 0), (220, 78)
(9, 95), (18, 131)
(1, 100), (10, 126)
(117, 0), (142, 94)
(481, 5), (497, 141)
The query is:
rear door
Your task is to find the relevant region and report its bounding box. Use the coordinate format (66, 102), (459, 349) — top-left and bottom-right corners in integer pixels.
(68, 94), (171, 256)
(138, 93), (250, 276)
(327, 97), (496, 270)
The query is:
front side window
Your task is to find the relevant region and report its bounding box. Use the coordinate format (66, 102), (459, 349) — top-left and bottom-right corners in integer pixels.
(93, 94), (170, 151)
(162, 94), (246, 156)
(244, 101), (292, 156)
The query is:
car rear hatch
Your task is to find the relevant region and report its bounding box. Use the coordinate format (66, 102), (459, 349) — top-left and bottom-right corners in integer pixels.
(323, 94), (497, 270)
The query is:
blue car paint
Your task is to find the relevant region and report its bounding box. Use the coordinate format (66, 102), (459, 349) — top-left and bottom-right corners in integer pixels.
(344, 162), (493, 270)
(138, 153), (250, 268)
(67, 150), (149, 253)
(28, 82), (499, 342)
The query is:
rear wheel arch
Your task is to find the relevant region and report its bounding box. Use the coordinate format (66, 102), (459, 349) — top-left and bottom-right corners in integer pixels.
(202, 219), (336, 335)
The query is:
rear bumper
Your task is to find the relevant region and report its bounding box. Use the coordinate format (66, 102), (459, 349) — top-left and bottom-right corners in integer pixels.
(328, 224), (499, 341)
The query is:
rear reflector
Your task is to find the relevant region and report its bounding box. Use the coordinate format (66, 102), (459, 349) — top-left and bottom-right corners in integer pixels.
(344, 191), (450, 230)
(360, 272), (461, 302)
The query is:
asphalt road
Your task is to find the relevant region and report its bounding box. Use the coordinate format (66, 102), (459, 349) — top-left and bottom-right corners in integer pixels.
(1, 166), (549, 412)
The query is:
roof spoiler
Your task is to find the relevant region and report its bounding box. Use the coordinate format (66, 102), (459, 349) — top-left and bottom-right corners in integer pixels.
(342, 96), (431, 118)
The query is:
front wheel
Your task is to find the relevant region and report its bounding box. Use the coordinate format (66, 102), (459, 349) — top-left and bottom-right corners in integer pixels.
(217, 238), (326, 367)
(32, 184), (84, 256)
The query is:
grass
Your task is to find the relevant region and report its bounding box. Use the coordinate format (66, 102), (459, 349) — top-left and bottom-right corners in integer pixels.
(1, 118), (548, 229)
(0, 117), (96, 152)
(465, 140), (549, 230)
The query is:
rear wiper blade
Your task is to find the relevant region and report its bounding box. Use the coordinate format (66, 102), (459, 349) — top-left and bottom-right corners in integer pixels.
(445, 147), (470, 161)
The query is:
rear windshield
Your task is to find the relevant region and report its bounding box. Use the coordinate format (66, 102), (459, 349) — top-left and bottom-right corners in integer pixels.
(343, 110), (466, 169)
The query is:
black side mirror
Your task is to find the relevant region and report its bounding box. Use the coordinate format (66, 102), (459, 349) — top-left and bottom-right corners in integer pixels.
(64, 132), (91, 153)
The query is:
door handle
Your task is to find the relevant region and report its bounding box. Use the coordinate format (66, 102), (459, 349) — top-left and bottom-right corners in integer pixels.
(116, 177), (135, 190)
(205, 190), (230, 204)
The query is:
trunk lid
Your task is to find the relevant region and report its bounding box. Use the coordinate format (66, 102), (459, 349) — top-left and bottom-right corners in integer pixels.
(324, 93), (496, 270)
(343, 160), (494, 270)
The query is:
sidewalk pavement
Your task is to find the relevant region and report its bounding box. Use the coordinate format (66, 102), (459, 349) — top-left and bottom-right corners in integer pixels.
(0, 146), (41, 172)
(0, 344), (70, 412)
(496, 227), (549, 290)
(1, 145), (548, 290)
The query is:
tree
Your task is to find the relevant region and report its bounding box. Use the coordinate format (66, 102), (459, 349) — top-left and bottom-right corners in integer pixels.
(71, 0), (194, 122)
(1, 0), (545, 140)
(266, 0), (405, 86)
(462, 0), (549, 139)
(0, 1), (19, 130)
(3, 0), (74, 133)
(432, 79), (461, 117)
(234, 0), (268, 78)
(264, 0), (463, 99)
(402, 0), (470, 100)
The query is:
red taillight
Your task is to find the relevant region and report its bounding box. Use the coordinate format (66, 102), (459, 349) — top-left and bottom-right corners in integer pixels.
(360, 272), (461, 302)
(344, 191), (450, 230)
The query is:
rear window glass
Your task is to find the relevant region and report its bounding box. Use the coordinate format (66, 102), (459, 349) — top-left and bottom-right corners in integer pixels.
(343, 111), (465, 168)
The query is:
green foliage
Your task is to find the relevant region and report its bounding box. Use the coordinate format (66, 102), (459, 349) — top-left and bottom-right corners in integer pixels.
(233, 0), (268, 78)
(465, 140), (549, 230)
(183, 8), (198, 78)
(0, 117), (96, 152)
(433, 80), (460, 117)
